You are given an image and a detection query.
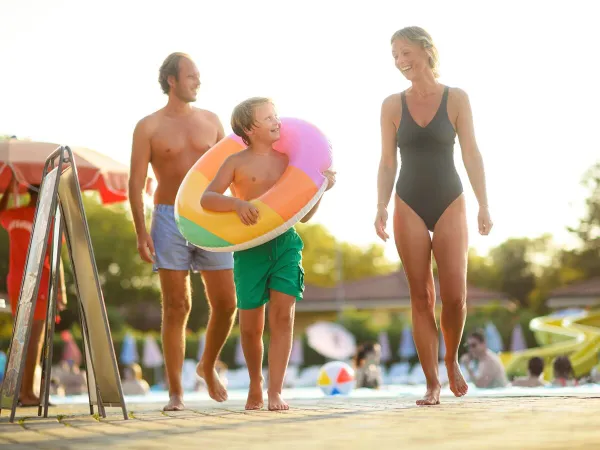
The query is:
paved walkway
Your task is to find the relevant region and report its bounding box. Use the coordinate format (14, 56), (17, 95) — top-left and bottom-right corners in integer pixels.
(1, 395), (599, 449)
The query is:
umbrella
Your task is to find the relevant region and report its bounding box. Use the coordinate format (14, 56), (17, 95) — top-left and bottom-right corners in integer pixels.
(484, 322), (504, 353)
(439, 331), (446, 360)
(289, 338), (304, 366)
(510, 323), (527, 352)
(398, 327), (417, 360)
(197, 332), (206, 362)
(120, 333), (139, 365)
(60, 330), (82, 366)
(142, 335), (163, 368)
(305, 322), (356, 360)
(378, 331), (391, 363)
(234, 336), (246, 366)
(0, 138), (154, 204)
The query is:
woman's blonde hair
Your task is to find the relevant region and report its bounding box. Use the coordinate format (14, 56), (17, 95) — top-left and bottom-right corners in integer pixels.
(391, 26), (440, 78)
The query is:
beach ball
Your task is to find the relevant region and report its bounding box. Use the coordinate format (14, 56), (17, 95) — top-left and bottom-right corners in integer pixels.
(317, 361), (355, 396)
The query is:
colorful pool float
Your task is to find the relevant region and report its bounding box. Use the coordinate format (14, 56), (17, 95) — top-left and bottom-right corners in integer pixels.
(174, 117), (332, 252)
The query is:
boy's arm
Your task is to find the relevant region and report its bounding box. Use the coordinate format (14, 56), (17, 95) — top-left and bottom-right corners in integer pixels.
(201, 156), (239, 212)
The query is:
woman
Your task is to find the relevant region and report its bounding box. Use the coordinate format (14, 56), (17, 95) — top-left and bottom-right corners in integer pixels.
(374, 26), (492, 405)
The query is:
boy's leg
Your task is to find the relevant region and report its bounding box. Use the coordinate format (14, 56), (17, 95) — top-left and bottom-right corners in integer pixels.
(239, 306), (265, 410)
(267, 290), (296, 411)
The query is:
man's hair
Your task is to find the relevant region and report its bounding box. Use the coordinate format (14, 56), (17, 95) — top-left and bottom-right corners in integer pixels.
(158, 52), (192, 95)
(230, 97), (273, 146)
(28, 184), (40, 197)
(528, 356), (544, 377)
(469, 330), (486, 343)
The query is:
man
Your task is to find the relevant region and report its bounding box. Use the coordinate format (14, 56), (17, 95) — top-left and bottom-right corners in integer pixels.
(128, 52), (237, 411)
(460, 330), (508, 389)
(0, 176), (66, 406)
(510, 356), (547, 387)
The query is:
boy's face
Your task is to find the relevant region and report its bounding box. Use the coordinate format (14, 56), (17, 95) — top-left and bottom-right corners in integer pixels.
(247, 102), (281, 144)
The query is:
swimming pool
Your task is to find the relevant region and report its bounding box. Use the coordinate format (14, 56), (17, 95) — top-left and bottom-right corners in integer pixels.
(49, 383), (600, 405)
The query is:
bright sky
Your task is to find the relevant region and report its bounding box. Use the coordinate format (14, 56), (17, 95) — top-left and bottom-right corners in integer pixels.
(1, 0), (599, 262)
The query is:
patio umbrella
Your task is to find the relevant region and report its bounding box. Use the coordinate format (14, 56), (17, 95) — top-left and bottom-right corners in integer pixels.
(120, 333), (139, 365)
(398, 327), (417, 360)
(306, 322), (356, 360)
(484, 322), (504, 353)
(510, 323), (527, 352)
(378, 331), (391, 363)
(0, 138), (154, 204)
(289, 338), (304, 366)
(142, 335), (163, 368)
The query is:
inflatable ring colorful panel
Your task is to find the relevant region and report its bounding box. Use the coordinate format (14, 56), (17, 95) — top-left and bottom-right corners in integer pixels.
(174, 117), (332, 252)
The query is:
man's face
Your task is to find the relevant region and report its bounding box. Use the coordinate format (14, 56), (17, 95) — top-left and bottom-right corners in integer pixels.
(467, 337), (485, 358)
(170, 57), (200, 103)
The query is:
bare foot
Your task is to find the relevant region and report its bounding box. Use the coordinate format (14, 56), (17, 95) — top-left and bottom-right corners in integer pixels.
(196, 362), (228, 402)
(245, 380), (264, 410)
(268, 391), (289, 411)
(18, 394), (40, 407)
(446, 360), (469, 397)
(416, 384), (441, 406)
(163, 395), (185, 411)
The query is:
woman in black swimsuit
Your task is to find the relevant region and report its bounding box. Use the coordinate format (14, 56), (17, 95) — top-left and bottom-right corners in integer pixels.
(375, 26), (493, 405)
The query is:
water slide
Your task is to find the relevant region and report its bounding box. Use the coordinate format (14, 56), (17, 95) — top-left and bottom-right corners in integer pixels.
(500, 310), (600, 379)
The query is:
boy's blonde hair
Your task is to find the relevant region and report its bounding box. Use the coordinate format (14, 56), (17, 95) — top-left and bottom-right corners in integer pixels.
(231, 97), (273, 145)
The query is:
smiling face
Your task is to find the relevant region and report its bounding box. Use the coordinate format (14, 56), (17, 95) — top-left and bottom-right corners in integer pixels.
(170, 57), (200, 103)
(246, 101), (281, 145)
(392, 38), (431, 81)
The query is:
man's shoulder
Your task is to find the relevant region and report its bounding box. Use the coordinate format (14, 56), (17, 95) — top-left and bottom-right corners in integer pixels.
(192, 107), (221, 124)
(134, 110), (163, 134)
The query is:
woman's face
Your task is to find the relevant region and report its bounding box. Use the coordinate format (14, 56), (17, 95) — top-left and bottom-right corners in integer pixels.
(392, 38), (430, 81)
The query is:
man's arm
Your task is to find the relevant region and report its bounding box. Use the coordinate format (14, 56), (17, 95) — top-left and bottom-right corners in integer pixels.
(466, 359), (498, 388)
(128, 118), (155, 263)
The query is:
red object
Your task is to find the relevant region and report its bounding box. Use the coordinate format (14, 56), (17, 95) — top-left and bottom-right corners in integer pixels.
(336, 367), (354, 384)
(0, 139), (155, 204)
(0, 206), (50, 321)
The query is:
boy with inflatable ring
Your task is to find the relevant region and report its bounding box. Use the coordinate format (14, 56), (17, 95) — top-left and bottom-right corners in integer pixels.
(201, 97), (335, 411)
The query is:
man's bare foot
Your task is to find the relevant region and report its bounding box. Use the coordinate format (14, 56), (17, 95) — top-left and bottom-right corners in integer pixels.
(163, 395), (185, 411)
(18, 394), (40, 407)
(268, 391), (289, 411)
(196, 362), (228, 402)
(416, 384), (441, 406)
(446, 360), (469, 397)
(245, 380), (264, 410)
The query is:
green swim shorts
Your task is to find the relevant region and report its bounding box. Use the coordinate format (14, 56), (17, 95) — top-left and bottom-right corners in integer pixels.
(233, 227), (305, 310)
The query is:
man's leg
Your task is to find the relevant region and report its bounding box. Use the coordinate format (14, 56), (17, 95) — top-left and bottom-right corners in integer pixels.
(158, 269), (191, 411)
(19, 319), (45, 406)
(197, 269), (237, 402)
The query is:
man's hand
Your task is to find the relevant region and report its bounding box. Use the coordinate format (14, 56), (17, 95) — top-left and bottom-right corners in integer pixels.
(137, 232), (156, 263)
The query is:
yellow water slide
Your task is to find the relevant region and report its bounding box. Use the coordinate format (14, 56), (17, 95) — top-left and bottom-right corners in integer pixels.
(500, 310), (600, 379)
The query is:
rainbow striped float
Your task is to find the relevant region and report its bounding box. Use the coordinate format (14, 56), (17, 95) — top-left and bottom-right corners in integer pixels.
(174, 117), (332, 252)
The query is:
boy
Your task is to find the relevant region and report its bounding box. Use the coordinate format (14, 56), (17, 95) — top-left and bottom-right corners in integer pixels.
(201, 97), (335, 410)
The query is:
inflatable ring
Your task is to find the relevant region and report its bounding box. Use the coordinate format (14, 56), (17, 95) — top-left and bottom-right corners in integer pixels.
(174, 117), (332, 252)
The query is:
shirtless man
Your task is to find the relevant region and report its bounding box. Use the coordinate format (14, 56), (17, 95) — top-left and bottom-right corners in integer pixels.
(460, 330), (508, 389)
(128, 53), (237, 411)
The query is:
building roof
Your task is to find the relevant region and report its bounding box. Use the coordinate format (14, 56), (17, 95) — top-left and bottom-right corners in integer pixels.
(299, 270), (511, 312)
(546, 277), (600, 308)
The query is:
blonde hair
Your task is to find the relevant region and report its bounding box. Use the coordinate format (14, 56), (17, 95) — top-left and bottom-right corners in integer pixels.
(231, 97), (273, 146)
(391, 27), (440, 78)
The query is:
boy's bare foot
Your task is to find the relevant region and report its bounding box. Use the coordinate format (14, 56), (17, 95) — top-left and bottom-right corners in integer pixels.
(416, 383), (441, 406)
(268, 391), (289, 411)
(446, 359), (469, 397)
(196, 361), (228, 402)
(163, 395), (185, 411)
(245, 380), (264, 410)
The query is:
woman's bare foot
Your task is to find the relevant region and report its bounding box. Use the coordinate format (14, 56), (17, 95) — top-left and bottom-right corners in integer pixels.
(416, 383), (441, 406)
(196, 362), (228, 402)
(163, 394), (185, 411)
(245, 380), (264, 410)
(446, 359), (469, 397)
(268, 391), (289, 411)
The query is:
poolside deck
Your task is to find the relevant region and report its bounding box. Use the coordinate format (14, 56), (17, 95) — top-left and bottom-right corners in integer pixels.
(1, 390), (599, 449)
